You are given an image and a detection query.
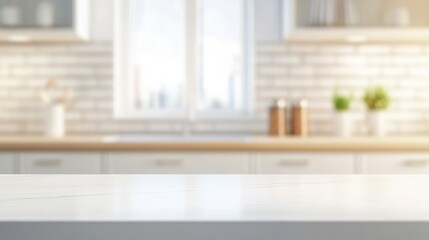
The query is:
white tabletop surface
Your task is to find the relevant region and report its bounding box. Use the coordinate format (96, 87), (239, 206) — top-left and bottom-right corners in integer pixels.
(1, 175), (429, 222)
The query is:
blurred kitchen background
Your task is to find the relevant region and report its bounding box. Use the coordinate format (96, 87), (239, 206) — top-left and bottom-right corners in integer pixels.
(0, 0), (428, 136)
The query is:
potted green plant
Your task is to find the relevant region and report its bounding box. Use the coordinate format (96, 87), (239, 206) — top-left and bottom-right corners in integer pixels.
(333, 91), (353, 137)
(363, 86), (391, 136)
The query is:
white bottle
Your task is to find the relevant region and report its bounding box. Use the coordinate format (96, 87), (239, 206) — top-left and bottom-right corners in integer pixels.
(45, 103), (65, 138)
(367, 111), (387, 137)
(37, 1), (55, 27)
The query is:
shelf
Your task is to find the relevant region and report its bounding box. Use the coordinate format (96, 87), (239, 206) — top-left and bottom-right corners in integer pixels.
(0, 0), (89, 43)
(283, 0), (429, 42)
(287, 27), (429, 43)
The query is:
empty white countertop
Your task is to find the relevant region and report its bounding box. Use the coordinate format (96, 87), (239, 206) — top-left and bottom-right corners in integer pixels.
(1, 175), (429, 222)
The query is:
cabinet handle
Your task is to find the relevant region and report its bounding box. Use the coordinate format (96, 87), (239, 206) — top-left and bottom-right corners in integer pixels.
(402, 159), (429, 167)
(278, 159), (310, 167)
(34, 159), (62, 167)
(154, 159), (183, 168)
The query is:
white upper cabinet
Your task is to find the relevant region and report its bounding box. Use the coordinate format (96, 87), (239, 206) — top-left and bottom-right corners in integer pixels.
(0, 0), (89, 42)
(283, 0), (429, 42)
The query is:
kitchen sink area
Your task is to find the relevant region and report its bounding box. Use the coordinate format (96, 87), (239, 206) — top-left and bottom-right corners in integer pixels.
(102, 134), (253, 142)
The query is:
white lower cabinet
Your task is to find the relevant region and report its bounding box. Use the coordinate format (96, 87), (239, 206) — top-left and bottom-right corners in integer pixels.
(107, 153), (250, 174)
(257, 153), (355, 174)
(362, 153), (429, 174)
(19, 152), (102, 174)
(0, 153), (15, 174)
(4, 151), (429, 175)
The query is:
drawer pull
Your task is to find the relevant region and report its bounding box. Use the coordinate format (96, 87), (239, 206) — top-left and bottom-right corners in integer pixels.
(154, 159), (183, 168)
(34, 159), (62, 167)
(278, 160), (310, 168)
(402, 160), (429, 167)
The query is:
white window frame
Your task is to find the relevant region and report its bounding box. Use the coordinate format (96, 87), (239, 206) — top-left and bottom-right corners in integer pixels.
(114, 0), (254, 120)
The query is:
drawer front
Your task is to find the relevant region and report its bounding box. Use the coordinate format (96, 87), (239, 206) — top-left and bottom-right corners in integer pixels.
(257, 153), (355, 174)
(364, 153), (429, 174)
(0, 153), (15, 174)
(20, 153), (101, 174)
(108, 153), (249, 174)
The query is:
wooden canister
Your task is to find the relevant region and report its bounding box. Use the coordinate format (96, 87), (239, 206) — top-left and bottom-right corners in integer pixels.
(269, 99), (288, 137)
(292, 100), (309, 136)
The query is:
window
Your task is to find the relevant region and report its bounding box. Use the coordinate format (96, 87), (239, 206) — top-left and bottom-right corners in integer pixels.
(115, 0), (253, 119)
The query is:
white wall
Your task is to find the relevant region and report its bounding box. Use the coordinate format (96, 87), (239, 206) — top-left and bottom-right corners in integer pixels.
(89, 0), (282, 42)
(90, 0), (114, 42)
(254, 0), (282, 41)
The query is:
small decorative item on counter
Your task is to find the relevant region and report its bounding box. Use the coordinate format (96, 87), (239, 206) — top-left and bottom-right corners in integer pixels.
(37, 0), (55, 27)
(364, 86), (391, 137)
(1, 4), (21, 26)
(333, 91), (353, 137)
(269, 99), (288, 137)
(292, 100), (310, 137)
(39, 80), (73, 138)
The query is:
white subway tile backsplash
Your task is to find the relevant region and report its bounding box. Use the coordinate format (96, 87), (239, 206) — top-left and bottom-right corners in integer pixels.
(258, 66), (287, 76)
(273, 55), (301, 65)
(289, 66), (314, 76)
(258, 43), (287, 54)
(26, 56), (52, 65)
(0, 42), (428, 136)
(319, 45), (355, 54)
(287, 45), (318, 54)
(304, 55), (336, 65)
(409, 67), (429, 77)
(337, 56), (369, 66)
(381, 67), (406, 77)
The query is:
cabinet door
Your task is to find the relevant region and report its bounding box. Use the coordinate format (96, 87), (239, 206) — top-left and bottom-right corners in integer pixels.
(257, 153), (355, 174)
(0, 153), (15, 174)
(107, 153), (249, 174)
(20, 152), (101, 174)
(363, 153), (429, 174)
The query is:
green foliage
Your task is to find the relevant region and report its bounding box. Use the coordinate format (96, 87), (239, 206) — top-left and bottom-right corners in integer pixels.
(333, 92), (353, 112)
(363, 86), (391, 111)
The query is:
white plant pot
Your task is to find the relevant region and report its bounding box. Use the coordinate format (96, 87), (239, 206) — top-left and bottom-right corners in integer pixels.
(367, 111), (387, 137)
(334, 112), (353, 138)
(45, 104), (65, 138)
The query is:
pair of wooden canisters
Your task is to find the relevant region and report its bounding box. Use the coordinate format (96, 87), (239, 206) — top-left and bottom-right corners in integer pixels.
(269, 99), (309, 137)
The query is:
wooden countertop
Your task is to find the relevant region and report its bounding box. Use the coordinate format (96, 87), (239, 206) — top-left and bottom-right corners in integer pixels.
(1, 175), (429, 221)
(0, 135), (428, 152)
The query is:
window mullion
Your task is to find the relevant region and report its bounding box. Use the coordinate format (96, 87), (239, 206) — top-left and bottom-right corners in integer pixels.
(185, 0), (198, 122)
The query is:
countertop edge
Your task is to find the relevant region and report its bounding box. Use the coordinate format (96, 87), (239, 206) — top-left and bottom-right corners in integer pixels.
(0, 136), (427, 151)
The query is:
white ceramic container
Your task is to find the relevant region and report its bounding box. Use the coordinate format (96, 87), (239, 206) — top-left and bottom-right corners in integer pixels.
(335, 112), (353, 137)
(45, 104), (65, 138)
(367, 111), (387, 137)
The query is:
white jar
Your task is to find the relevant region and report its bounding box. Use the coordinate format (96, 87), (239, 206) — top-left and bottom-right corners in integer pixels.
(45, 104), (65, 138)
(37, 1), (55, 27)
(335, 112), (353, 138)
(1, 5), (21, 26)
(367, 111), (387, 137)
